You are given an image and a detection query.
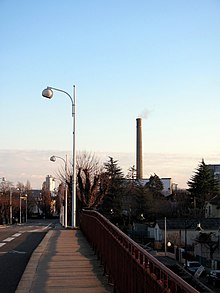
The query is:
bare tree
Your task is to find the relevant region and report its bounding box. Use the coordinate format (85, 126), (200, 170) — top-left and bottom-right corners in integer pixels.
(195, 232), (219, 259)
(76, 151), (104, 209)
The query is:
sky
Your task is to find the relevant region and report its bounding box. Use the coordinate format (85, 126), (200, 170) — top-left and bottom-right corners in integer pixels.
(0, 0), (220, 189)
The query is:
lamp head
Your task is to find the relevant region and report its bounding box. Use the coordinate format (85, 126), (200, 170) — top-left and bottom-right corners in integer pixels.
(195, 223), (203, 231)
(50, 156), (56, 162)
(42, 87), (53, 99)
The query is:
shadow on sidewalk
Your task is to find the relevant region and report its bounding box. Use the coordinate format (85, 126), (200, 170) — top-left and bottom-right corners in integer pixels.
(30, 229), (113, 292)
(75, 230), (114, 292)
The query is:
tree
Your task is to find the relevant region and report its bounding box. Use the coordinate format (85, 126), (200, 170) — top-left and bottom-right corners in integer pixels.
(0, 180), (10, 224)
(16, 181), (33, 220)
(100, 157), (124, 219)
(130, 185), (149, 220)
(0, 180), (33, 223)
(76, 151), (104, 209)
(187, 160), (219, 212)
(77, 168), (103, 208)
(195, 232), (219, 260)
(40, 182), (54, 218)
(126, 165), (136, 180)
(146, 173), (163, 196)
(172, 189), (192, 217)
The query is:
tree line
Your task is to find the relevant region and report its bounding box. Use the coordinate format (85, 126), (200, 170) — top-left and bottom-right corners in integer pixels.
(72, 154), (220, 227)
(0, 154), (219, 227)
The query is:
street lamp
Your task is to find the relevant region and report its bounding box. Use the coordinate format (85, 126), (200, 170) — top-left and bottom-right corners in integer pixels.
(50, 155), (68, 228)
(184, 221), (203, 266)
(42, 85), (76, 228)
(9, 188), (12, 224)
(20, 194), (27, 224)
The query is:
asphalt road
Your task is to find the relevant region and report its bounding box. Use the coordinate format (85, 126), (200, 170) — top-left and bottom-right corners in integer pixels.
(0, 219), (58, 293)
(156, 255), (220, 293)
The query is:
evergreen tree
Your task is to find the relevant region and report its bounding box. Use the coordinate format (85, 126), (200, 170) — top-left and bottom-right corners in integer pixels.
(187, 159), (219, 210)
(146, 173), (163, 196)
(100, 157), (124, 219)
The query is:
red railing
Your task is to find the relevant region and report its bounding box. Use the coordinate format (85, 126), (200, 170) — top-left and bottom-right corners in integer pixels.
(80, 209), (199, 293)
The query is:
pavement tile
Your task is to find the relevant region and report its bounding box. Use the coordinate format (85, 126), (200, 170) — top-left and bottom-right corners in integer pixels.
(16, 229), (113, 293)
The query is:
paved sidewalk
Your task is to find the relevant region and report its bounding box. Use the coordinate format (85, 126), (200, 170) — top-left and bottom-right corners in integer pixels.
(16, 228), (113, 293)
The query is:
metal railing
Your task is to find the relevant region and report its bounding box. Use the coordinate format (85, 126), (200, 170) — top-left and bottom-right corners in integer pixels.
(80, 209), (200, 293)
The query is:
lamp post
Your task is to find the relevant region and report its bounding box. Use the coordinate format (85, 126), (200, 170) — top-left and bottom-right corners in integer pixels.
(184, 221), (203, 266)
(42, 85), (76, 228)
(19, 194), (27, 224)
(19, 195), (22, 224)
(164, 218), (172, 256)
(9, 188), (12, 224)
(50, 155), (68, 228)
(25, 195), (28, 223)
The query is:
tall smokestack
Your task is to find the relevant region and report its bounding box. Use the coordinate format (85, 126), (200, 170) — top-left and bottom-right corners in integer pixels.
(136, 118), (143, 179)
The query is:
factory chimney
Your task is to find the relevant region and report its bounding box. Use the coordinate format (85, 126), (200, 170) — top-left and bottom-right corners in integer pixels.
(136, 118), (143, 179)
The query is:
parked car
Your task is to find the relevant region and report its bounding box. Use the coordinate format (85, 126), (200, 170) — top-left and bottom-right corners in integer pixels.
(184, 261), (202, 275)
(207, 270), (220, 287)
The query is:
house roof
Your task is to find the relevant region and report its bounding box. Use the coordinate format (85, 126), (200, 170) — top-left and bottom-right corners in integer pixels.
(208, 194), (220, 205)
(155, 218), (220, 231)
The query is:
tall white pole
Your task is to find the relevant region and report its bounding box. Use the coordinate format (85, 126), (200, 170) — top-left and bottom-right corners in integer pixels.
(19, 196), (22, 224)
(42, 85), (76, 228)
(9, 189), (12, 224)
(72, 85), (76, 228)
(26, 198), (27, 223)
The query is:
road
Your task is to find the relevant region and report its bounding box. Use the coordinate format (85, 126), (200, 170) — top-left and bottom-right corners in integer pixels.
(156, 255), (220, 293)
(0, 219), (58, 293)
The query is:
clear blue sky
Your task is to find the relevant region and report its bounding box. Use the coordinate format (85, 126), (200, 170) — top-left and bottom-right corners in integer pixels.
(0, 0), (220, 188)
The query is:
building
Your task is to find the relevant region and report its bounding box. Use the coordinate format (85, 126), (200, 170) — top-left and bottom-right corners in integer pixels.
(152, 218), (220, 268)
(208, 164), (220, 185)
(137, 177), (173, 197)
(205, 195), (220, 218)
(44, 175), (56, 192)
(30, 189), (43, 216)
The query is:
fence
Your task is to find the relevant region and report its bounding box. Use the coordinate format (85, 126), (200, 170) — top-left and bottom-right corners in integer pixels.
(80, 209), (199, 293)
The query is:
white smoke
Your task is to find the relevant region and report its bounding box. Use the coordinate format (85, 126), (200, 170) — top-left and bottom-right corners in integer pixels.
(139, 108), (151, 119)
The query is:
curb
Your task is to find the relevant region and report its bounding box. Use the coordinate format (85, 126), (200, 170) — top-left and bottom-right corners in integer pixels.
(15, 230), (54, 293)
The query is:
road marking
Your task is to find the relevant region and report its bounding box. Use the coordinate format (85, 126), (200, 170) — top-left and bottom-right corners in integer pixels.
(3, 237), (15, 242)
(9, 250), (26, 254)
(28, 224), (52, 232)
(0, 243), (6, 248)
(12, 233), (22, 237)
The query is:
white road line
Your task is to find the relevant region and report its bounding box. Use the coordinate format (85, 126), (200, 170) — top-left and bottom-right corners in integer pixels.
(12, 233), (22, 237)
(0, 243), (6, 248)
(3, 237), (15, 242)
(9, 250), (26, 254)
(28, 229), (40, 232)
(44, 224), (53, 229)
(28, 225), (52, 232)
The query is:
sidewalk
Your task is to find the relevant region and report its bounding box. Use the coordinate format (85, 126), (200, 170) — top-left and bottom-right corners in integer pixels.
(16, 227), (113, 293)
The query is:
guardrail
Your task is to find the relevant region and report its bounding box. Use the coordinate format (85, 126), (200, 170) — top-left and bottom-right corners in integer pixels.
(80, 209), (200, 293)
